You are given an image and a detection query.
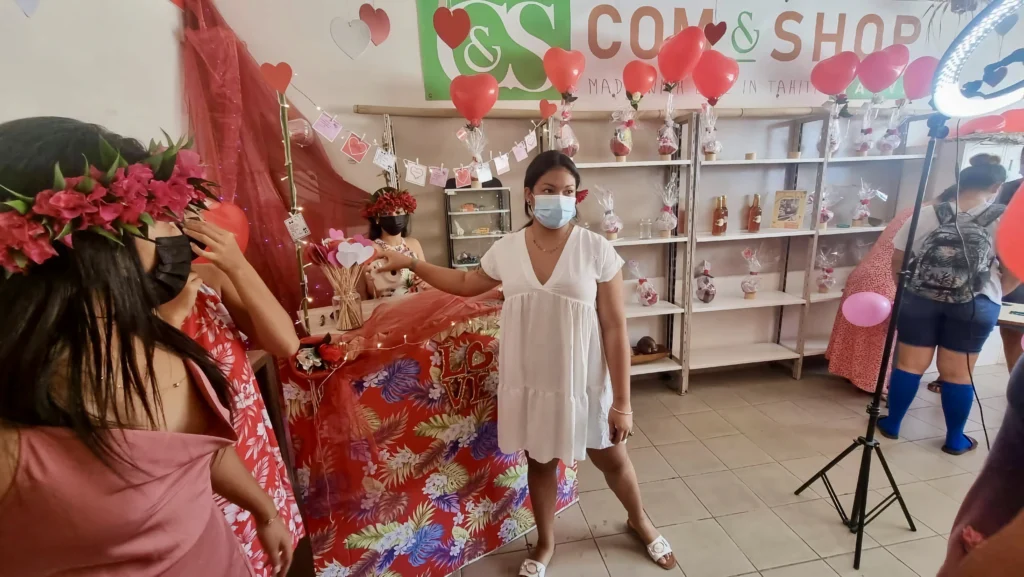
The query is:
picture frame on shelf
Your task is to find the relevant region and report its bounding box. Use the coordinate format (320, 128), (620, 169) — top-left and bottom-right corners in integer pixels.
(771, 190), (808, 230)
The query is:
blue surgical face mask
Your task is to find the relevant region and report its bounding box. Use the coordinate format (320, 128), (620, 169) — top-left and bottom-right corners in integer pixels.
(533, 194), (576, 229)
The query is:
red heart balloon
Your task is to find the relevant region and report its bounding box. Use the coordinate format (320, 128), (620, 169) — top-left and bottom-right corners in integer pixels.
(858, 49), (904, 94)
(903, 56), (939, 101)
(704, 21), (727, 46)
(259, 62), (293, 94)
(883, 44), (911, 74)
(1002, 108), (1024, 132)
(359, 3), (390, 46)
(998, 181), (1024, 280)
(203, 202), (250, 254)
(433, 7), (470, 49)
(623, 60), (658, 96)
(543, 47), (586, 95)
(658, 26), (706, 86)
(810, 51), (860, 96)
(692, 49), (739, 106)
(450, 74), (499, 127)
(539, 99), (557, 120)
(953, 115), (1007, 137)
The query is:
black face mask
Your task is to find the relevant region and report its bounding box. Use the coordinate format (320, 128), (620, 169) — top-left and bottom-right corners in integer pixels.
(148, 235), (193, 304)
(378, 215), (408, 236)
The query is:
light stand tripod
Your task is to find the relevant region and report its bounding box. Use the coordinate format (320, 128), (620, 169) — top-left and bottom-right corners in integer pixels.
(794, 113), (949, 570)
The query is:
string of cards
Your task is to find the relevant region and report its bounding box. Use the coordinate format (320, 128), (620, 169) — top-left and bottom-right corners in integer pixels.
(304, 95), (539, 189)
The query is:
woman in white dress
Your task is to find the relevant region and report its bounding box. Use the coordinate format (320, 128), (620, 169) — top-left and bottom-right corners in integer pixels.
(376, 151), (675, 576)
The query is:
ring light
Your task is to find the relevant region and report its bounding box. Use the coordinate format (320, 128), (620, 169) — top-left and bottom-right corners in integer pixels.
(933, 0), (1024, 117)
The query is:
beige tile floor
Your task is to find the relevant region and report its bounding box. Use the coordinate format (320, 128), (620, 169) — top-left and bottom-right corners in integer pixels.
(454, 362), (1010, 577)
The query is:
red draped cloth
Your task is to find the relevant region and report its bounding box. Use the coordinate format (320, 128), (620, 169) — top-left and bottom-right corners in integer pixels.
(281, 291), (578, 576)
(179, 0), (368, 313)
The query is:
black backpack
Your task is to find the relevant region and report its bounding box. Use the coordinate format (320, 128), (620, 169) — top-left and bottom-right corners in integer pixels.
(908, 202), (1004, 304)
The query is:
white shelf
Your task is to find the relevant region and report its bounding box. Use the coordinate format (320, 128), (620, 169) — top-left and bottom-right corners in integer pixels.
(810, 289), (843, 303)
(781, 337), (829, 356)
(610, 234), (688, 247)
(692, 290), (806, 313)
(818, 225), (887, 236)
(695, 229), (815, 243)
(702, 157), (825, 166)
(625, 300), (685, 319)
(450, 233), (508, 240)
(829, 154), (926, 163)
(445, 187), (510, 195)
(574, 159), (691, 169)
(448, 209), (510, 215)
(690, 343), (800, 370)
(630, 356), (684, 376)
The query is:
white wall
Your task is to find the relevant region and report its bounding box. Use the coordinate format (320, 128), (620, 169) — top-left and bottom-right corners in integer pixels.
(0, 0), (184, 138)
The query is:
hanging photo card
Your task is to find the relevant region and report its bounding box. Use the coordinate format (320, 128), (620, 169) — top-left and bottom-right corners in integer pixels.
(494, 153), (510, 175)
(429, 166), (449, 187)
(405, 160), (427, 187)
(525, 131), (538, 152)
(341, 133), (370, 162)
(454, 167), (472, 188)
(512, 142), (528, 162)
(373, 147), (396, 170)
(473, 161), (493, 183)
(312, 113), (343, 142)
(284, 213), (311, 242)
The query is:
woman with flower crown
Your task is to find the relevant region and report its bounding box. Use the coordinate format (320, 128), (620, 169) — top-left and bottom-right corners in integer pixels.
(0, 117), (293, 576)
(360, 186), (429, 299)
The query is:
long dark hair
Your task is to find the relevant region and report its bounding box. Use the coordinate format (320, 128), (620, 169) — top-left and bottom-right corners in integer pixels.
(0, 117), (232, 464)
(522, 150), (581, 225)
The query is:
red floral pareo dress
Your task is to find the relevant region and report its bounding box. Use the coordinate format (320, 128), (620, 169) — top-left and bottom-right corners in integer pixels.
(183, 286), (305, 576)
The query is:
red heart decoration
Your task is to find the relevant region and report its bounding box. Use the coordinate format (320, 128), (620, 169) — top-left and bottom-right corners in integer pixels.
(857, 49), (903, 94)
(883, 44), (910, 75)
(704, 22), (727, 46)
(465, 341), (495, 372)
(359, 4), (390, 46)
(539, 99), (557, 120)
(810, 51), (860, 96)
(450, 74), (499, 127)
(170, 0), (184, 8)
(259, 62), (293, 94)
(623, 60), (658, 96)
(433, 7), (471, 49)
(903, 56), (939, 100)
(202, 202), (250, 254)
(658, 26), (707, 86)
(692, 49), (739, 106)
(543, 47), (587, 95)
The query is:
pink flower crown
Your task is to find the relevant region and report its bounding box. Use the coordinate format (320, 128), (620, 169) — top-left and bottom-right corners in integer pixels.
(0, 134), (217, 275)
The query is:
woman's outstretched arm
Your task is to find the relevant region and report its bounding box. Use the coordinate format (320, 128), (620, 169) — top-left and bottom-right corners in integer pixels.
(374, 252), (499, 297)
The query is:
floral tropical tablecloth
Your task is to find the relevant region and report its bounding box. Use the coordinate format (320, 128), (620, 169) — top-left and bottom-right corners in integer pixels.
(282, 291), (577, 577)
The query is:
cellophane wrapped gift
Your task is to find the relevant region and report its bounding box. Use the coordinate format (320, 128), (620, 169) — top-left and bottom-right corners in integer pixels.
(695, 260), (716, 303)
(701, 103), (722, 160)
(628, 260), (659, 306)
(825, 95), (850, 154)
(853, 179), (885, 226)
(877, 99), (907, 156)
(657, 96), (679, 160)
(818, 186), (843, 230)
(740, 247), (763, 299)
(852, 238), (873, 261)
(463, 127), (488, 187)
(610, 107), (636, 160)
(653, 175), (680, 237)
(853, 98), (881, 156)
(594, 185), (623, 240)
(816, 245), (844, 294)
(556, 102), (579, 158)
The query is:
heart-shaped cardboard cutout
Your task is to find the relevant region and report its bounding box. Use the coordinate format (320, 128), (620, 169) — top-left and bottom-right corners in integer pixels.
(359, 4), (390, 46)
(433, 7), (471, 49)
(704, 22), (727, 46)
(260, 62), (293, 93)
(330, 18), (372, 60)
(539, 99), (557, 120)
(354, 243), (376, 265)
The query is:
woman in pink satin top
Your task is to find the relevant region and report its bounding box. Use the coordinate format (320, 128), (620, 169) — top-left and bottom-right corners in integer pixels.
(0, 117), (293, 576)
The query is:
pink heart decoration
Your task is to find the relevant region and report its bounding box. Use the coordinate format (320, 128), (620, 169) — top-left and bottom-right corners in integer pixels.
(329, 228), (345, 240)
(327, 250), (339, 266)
(359, 3), (391, 46)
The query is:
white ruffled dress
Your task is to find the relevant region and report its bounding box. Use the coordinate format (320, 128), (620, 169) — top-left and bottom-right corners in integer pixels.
(481, 227), (624, 463)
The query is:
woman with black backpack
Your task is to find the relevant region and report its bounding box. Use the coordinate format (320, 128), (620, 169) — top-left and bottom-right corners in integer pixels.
(877, 154), (1020, 455)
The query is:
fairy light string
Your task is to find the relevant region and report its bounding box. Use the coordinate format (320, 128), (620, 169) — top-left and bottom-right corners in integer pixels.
(277, 91), (312, 334)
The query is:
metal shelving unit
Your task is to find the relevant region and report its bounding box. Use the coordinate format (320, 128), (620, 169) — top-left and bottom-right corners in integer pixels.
(443, 186), (512, 269)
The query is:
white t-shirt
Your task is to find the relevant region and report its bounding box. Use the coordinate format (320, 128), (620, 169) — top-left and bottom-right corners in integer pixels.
(892, 201), (1003, 303)
(480, 227), (624, 463)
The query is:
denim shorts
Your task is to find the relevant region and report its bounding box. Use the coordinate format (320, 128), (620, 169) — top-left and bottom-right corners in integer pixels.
(897, 291), (1001, 353)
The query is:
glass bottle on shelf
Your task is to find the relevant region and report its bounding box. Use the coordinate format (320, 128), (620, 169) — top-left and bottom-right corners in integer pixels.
(639, 218), (653, 239)
(712, 196), (729, 236)
(747, 194), (762, 233)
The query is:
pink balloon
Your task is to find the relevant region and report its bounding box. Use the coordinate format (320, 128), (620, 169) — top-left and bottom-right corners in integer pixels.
(842, 292), (893, 328)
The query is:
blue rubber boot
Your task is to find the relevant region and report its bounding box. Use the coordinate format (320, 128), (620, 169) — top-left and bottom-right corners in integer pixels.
(940, 381), (977, 454)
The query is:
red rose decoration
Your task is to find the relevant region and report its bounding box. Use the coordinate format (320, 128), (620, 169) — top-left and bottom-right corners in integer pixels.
(318, 343), (345, 364)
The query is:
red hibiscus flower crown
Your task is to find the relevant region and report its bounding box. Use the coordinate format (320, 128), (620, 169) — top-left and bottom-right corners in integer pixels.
(0, 133), (217, 275)
(361, 186), (417, 219)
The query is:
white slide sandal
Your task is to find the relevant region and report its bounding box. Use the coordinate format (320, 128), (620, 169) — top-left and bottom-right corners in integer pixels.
(518, 559), (547, 577)
(628, 520), (677, 570)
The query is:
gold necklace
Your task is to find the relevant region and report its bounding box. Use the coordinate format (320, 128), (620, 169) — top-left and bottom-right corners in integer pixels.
(531, 228), (571, 254)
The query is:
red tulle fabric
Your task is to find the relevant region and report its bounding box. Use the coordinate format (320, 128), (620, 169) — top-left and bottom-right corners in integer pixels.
(180, 0), (369, 315)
